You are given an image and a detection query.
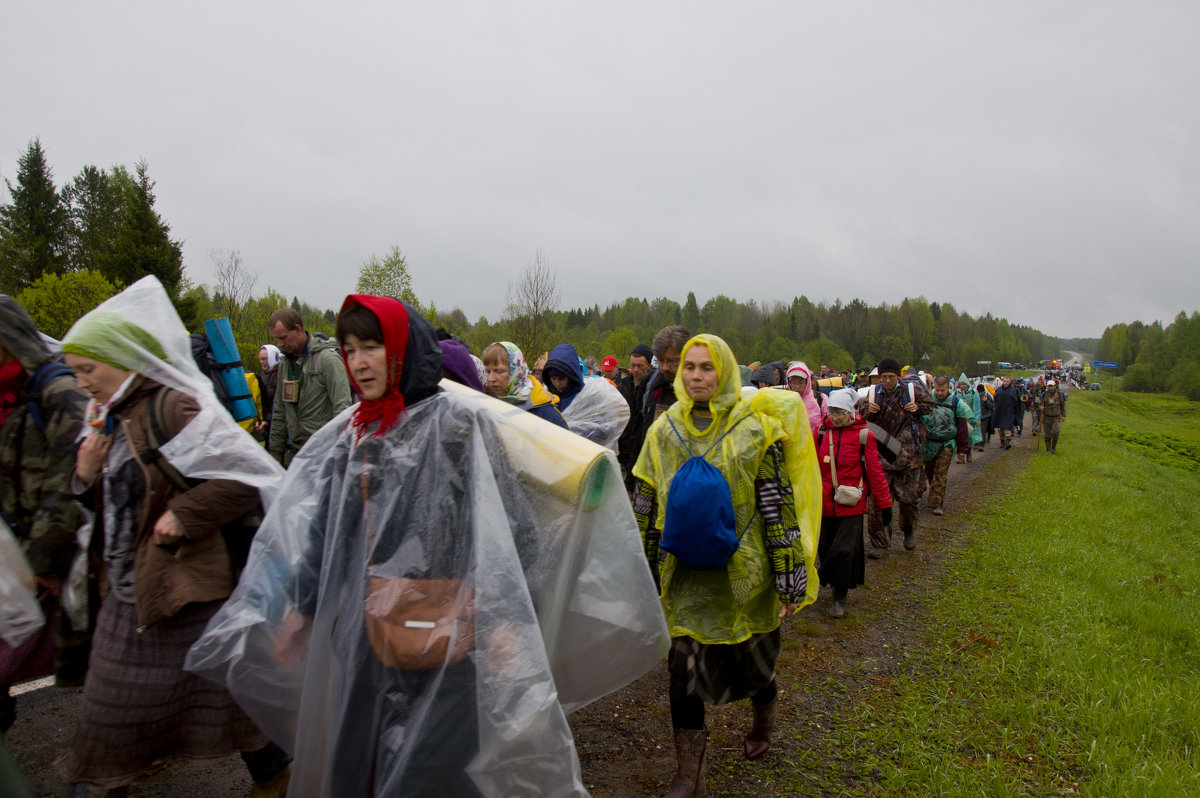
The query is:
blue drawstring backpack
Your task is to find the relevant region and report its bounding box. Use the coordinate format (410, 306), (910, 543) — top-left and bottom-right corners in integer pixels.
(661, 413), (754, 570)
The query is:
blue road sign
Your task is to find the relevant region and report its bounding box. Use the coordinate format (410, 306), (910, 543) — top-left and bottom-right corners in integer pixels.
(1091, 361), (1119, 368)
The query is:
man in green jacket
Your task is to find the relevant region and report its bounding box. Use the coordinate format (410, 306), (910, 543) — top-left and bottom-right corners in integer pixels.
(267, 308), (353, 465)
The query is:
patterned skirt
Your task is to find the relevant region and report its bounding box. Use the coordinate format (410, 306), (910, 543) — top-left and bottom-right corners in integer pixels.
(667, 628), (781, 706)
(55, 593), (267, 788)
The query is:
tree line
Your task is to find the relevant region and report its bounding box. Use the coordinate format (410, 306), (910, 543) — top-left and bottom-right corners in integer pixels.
(1096, 314), (1200, 400)
(4, 137), (1090, 380)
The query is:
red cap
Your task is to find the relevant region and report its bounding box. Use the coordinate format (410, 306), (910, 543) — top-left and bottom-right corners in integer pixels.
(602, 356), (618, 370)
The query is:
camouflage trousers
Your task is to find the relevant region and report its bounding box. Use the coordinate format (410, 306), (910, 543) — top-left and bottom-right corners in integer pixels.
(866, 466), (926, 548)
(923, 446), (953, 509)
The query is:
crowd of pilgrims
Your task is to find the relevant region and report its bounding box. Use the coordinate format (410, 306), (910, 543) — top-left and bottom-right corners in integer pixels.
(0, 278), (1067, 797)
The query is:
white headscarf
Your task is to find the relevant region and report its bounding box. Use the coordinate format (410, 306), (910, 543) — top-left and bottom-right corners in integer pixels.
(259, 344), (282, 369)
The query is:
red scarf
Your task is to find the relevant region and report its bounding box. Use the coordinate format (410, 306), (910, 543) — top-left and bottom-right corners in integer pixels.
(0, 359), (27, 428)
(339, 295), (410, 440)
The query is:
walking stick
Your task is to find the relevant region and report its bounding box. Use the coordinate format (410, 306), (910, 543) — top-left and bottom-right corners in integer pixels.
(1036, 405), (1043, 453)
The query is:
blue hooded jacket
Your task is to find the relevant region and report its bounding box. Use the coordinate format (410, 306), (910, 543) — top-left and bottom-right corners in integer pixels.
(543, 343), (585, 411)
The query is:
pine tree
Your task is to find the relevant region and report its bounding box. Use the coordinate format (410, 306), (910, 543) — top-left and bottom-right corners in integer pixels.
(0, 138), (68, 293)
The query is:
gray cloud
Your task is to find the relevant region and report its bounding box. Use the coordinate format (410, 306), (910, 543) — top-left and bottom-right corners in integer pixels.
(5, 2), (1198, 338)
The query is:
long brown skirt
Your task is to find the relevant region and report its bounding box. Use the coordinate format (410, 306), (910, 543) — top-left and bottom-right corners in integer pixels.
(55, 593), (266, 789)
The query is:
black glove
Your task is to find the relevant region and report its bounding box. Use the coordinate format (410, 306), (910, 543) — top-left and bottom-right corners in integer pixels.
(881, 507), (893, 528)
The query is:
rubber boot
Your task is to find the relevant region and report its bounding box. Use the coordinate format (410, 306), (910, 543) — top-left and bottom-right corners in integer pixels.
(744, 699), (777, 760)
(665, 728), (708, 797)
(903, 527), (916, 550)
(1044, 435), (1053, 453)
(1051, 435), (1059, 454)
(829, 590), (847, 619)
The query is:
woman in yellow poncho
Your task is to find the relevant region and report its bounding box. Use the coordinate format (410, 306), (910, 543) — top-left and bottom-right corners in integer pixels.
(633, 334), (820, 797)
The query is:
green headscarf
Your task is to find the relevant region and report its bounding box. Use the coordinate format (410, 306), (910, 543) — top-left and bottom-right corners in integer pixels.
(62, 311), (170, 371)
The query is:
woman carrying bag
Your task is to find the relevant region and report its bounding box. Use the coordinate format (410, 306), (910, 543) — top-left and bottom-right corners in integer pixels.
(815, 389), (892, 619)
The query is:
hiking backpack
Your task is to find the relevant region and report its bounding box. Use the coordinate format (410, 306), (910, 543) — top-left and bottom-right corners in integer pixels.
(660, 414), (754, 571)
(25, 361), (75, 432)
(922, 396), (958, 443)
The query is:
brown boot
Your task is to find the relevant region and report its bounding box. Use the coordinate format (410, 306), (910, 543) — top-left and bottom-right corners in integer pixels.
(744, 699), (776, 760)
(664, 728), (708, 797)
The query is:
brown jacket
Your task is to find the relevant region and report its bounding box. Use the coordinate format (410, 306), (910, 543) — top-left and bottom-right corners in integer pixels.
(82, 378), (260, 628)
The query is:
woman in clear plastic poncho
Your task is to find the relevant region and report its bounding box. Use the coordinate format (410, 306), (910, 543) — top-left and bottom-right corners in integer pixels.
(50, 277), (286, 793)
(632, 334), (821, 797)
(187, 295), (668, 797)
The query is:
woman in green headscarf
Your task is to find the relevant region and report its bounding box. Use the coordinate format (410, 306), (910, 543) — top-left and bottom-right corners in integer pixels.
(54, 278), (288, 796)
(633, 333), (820, 797)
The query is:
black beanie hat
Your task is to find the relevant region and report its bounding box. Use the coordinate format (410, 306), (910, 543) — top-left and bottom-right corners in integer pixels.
(631, 344), (654, 361)
(877, 357), (901, 375)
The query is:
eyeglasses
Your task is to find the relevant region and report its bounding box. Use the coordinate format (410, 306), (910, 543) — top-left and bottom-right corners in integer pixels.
(660, 357), (680, 367)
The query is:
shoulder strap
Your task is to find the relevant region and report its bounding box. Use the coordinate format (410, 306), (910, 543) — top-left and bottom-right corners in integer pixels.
(701, 412), (751, 458)
(27, 362), (74, 433)
(137, 386), (192, 493)
(665, 415), (696, 458)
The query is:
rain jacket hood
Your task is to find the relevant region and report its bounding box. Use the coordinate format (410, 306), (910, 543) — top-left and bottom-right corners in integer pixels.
(0, 295), (54, 375)
(543, 343), (584, 410)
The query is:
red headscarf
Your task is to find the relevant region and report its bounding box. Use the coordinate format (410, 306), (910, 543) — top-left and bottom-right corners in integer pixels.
(0, 358), (27, 427)
(339, 295), (410, 440)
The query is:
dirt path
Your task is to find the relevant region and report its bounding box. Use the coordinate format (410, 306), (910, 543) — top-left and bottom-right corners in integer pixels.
(572, 430), (1035, 797)
(6, 430), (1036, 797)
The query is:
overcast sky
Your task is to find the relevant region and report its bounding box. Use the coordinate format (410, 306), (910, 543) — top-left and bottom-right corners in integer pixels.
(5, 2), (1198, 340)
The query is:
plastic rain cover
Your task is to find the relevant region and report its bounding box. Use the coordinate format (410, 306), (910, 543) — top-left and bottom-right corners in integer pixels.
(57, 277), (284, 628)
(59, 276), (283, 497)
(186, 381), (668, 797)
(0, 518), (43, 648)
(559, 376), (630, 451)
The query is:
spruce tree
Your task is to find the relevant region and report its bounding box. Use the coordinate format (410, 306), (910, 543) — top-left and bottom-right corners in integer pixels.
(0, 138), (68, 293)
(105, 161), (183, 292)
(62, 164), (122, 275)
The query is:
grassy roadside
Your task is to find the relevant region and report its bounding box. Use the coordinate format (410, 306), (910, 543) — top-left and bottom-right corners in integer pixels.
(792, 391), (1200, 797)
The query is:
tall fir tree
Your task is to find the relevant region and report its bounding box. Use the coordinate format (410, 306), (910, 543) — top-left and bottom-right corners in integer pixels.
(0, 138), (68, 293)
(62, 164), (122, 275)
(105, 161), (183, 293)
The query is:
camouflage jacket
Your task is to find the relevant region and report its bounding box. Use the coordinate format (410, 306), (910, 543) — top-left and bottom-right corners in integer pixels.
(0, 296), (89, 578)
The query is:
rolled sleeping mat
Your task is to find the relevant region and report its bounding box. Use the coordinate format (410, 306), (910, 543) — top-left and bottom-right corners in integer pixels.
(203, 317), (257, 422)
(815, 375), (844, 396)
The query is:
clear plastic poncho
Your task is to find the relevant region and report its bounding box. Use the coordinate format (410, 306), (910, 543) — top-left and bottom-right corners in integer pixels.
(186, 380), (668, 797)
(559, 376), (630, 451)
(58, 277), (284, 627)
(0, 518), (43, 648)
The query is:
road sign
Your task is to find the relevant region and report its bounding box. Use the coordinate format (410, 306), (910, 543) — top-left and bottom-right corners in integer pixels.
(976, 360), (991, 365)
(1092, 361), (1119, 368)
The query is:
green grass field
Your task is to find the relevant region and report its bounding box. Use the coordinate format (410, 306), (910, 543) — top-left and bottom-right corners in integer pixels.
(809, 391), (1200, 797)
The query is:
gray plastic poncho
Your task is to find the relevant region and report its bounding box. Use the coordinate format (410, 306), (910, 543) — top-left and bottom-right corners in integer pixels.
(187, 297), (667, 797)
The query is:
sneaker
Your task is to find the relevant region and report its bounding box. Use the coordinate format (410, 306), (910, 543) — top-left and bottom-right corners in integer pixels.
(931, 506), (944, 516)
(829, 599), (846, 619)
(903, 530), (916, 550)
(867, 548), (884, 560)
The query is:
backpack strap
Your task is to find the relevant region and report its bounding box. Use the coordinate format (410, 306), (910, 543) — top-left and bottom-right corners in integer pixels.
(136, 385), (193, 494)
(666, 412), (752, 461)
(27, 362), (74, 433)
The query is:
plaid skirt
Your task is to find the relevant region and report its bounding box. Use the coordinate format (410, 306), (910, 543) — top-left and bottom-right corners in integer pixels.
(55, 593), (267, 788)
(667, 628), (781, 706)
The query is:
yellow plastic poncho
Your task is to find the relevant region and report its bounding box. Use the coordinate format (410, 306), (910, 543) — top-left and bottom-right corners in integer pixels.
(633, 335), (821, 644)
